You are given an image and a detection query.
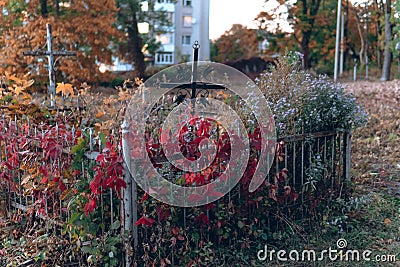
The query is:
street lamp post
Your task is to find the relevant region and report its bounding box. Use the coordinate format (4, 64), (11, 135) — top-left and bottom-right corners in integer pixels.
(350, 49), (357, 81)
(340, 10), (345, 77)
(334, 0), (342, 82)
(365, 2), (369, 80)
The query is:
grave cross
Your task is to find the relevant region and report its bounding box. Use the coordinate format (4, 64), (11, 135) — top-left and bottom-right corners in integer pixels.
(23, 23), (76, 107)
(160, 41), (225, 97)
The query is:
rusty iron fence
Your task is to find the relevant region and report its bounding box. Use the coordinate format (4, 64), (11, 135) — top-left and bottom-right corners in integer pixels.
(123, 127), (351, 266)
(0, 112), (351, 266)
(0, 115), (119, 228)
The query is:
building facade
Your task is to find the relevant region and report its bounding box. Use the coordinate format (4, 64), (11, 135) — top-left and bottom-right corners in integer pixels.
(154, 0), (210, 65)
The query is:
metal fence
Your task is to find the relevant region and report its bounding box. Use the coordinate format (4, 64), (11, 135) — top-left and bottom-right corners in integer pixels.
(0, 115), (120, 230)
(0, 114), (350, 266)
(122, 125), (351, 266)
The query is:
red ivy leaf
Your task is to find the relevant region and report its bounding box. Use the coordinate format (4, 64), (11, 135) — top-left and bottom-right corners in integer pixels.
(45, 140), (63, 160)
(135, 216), (156, 226)
(40, 177), (48, 184)
(171, 227), (179, 235)
(157, 206), (170, 221)
(195, 213), (210, 226)
(90, 174), (103, 194)
(141, 193), (149, 202)
(114, 177), (126, 191)
(84, 197), (97, 216)
(96, 154), (105, 162)
(59, 181), (67, 192)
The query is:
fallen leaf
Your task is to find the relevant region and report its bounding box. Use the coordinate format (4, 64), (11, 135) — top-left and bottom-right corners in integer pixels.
(56, 82), (74, 96)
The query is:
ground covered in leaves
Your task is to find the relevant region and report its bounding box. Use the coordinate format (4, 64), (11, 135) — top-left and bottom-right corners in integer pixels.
(348, 80), (400, 195)
(338, 80), (400, 267)
(0, 80), (400, 266)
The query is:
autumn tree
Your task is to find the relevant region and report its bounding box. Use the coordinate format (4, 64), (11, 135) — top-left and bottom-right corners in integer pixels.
(211, 24), (259, 62)
(257, 0), (341, 69)
(255, 0), (388, 74)
(287, 0), (323, 69)
(116, 0), (174, 78)
(0, 0), (119, 84)
(372, 0), (384, 69)
(255, 10), (295, 55)
(307, 0), (337, 69)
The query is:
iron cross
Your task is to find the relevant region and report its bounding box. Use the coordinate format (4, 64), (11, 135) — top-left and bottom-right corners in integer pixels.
(23, 23), (76, 107)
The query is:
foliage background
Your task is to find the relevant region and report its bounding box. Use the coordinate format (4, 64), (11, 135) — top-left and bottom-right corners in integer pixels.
(0, 0), (118, 83)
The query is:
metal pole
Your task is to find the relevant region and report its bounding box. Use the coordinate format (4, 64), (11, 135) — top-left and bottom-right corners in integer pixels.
(340, 10), (345, 77)
(353, 58), (357, 81)
(191, 41), (200, 99)
(365, 4), (369, 80)
(121, 120), (137, 266)
(46, 24), (56, 107)
(334, 0), (342, 82)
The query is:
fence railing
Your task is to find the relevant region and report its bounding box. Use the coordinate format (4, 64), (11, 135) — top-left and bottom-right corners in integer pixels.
(0, 115), (351, 266)
(0, 116), (120, 229)
(121, 126), (351, 265)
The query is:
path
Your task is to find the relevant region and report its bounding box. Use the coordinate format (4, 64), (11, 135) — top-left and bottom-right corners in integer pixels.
(346, 80), (400, 195)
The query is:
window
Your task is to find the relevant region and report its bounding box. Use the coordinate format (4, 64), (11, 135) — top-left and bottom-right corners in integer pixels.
(182, 35), (191, 45)
(155, 52), (174, 64)
(183, 0), (191, 6)
(137, 22), (149, 34)
(140, 1), (148, 11)
(167, 12), (174, 26)
(156, 33), (174, 45)
(183, 16), (192, 27)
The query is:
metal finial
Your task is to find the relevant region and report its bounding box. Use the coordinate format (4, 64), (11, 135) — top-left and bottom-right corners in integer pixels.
(192, 40), (200, 49)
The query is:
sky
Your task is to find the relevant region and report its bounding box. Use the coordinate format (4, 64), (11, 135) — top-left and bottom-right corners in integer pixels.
(209, 0), (267, 40)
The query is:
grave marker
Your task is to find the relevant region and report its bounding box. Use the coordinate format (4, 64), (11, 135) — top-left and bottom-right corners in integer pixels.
(23, 23), (76, 107)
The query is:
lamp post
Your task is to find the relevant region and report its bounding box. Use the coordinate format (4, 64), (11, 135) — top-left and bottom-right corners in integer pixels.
(350, 49), (357, 81)
(334, 0), (342, 82)
(257, 29), (270, 57)
(340, 10), (345, 77)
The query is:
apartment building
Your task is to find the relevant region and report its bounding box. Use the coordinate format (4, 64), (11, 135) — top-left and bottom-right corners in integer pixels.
(154, 0), (210, 65)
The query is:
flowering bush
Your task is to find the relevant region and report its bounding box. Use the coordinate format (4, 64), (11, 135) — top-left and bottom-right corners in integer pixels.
(257, 51), (368, 136)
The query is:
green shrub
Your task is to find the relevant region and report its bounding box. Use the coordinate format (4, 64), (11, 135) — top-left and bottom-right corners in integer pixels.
(257, 51), (368, 137)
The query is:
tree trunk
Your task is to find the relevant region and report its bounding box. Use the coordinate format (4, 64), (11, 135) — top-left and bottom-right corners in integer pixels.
(354, 10), (365, 66)
(301, 35), (310, 69)
(374, 0), (383, 69)
(381, 0), (392, 81)
(297, 0), (321, 69)
(40, 0), (48, 16)
(128, 7), (146, 79)
(55, 0), (60, 17)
